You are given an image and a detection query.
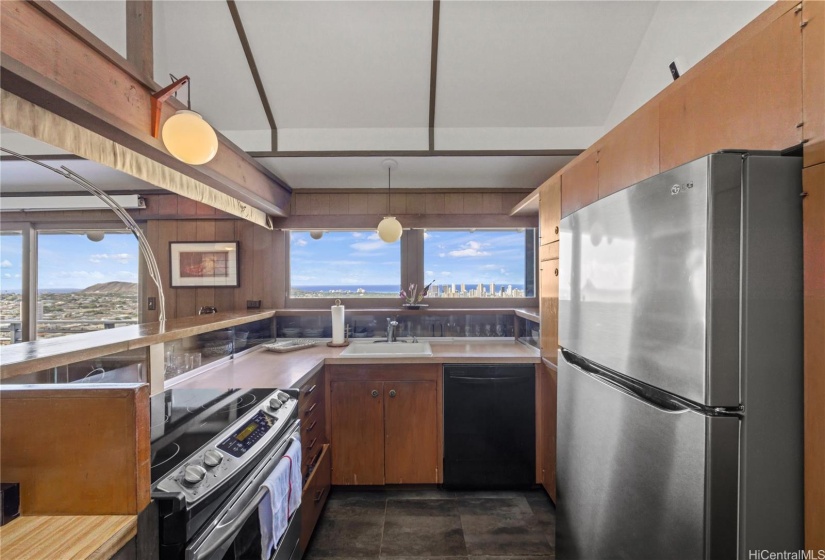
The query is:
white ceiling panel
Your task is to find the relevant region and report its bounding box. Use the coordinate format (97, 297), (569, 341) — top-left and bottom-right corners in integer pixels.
(0, 158), (161, 194)
(153, 1), (270, 148)
(0, 129), (70, 156)
(257, 155), (573, 190)
(236, 0), (433, 149)
(435, 1), (658, 131)
(54, 0), (127, 58)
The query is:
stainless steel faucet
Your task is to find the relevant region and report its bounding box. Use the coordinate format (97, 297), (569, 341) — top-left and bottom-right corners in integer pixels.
(386, 317), (399, 342)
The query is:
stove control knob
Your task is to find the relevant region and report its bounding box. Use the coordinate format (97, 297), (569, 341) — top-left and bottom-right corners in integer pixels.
(203, 450), (223, 468)
(269, 398), (283, 411)
(275, 390), (290, 403)
(183, 465), (207, 486)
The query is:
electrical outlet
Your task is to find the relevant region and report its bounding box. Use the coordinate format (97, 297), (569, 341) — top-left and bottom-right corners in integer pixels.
(246, 300), (261, 309)
(148, 297), (157, 311)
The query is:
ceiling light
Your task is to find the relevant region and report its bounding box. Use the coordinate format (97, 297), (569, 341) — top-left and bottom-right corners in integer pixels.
(377, 159), (402, 243)
(86, 231), (105, 242)
(310, 230), (325, 240)
(151, 75), (218, 165)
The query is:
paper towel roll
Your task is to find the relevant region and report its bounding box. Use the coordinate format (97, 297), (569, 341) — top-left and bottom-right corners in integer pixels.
(331, 300), (345, 344)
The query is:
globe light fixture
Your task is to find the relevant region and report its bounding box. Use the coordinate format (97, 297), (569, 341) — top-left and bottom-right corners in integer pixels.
(151, 75), (218, 165)
(86, 231), (105, 242)
(309, 230), (325, 240)
(377, 159), (402, 243)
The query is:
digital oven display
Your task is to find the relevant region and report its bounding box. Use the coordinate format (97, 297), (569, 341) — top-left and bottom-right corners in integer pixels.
(217, 411), (275, 458)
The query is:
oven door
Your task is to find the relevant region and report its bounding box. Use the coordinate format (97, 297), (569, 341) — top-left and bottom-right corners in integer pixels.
(186, 422), (302, 560)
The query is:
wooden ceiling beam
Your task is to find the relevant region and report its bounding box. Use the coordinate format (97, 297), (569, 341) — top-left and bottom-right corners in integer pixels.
(1, 0), (292, 218)
(126, 0), (153, 82)
(249, 149), (583, 158)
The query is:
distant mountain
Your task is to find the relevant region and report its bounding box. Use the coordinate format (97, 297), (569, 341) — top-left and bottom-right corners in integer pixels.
(79, 281), (138, 294)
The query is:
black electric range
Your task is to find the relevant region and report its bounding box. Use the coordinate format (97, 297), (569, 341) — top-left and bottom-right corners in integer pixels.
(149, 387), (300, 560)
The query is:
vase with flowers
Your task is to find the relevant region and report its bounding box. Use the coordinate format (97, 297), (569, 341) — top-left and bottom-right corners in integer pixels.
(400, 280), (435, 310)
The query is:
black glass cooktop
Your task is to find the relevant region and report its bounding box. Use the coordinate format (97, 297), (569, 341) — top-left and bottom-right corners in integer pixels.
(149, 387), (278, 484)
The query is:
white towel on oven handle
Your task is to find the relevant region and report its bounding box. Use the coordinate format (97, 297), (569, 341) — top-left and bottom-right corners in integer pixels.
(258, 437), (300, 560)
(283, 438), (302, 517)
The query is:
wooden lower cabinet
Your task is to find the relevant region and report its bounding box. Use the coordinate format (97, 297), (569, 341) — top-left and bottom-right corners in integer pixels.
(328, 365), (441, 485)
(300, 444), (331, 552)
(539, 359), (558, 502)
(384, 381), (438, 484)
(329, 379), (385, 485)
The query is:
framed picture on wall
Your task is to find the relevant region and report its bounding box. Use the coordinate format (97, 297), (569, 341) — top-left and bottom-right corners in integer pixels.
(170, 241), (239, 288)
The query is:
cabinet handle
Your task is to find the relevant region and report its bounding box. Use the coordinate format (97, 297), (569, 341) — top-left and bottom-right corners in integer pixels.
(554, 226), (559, 235)
(389, 389), (397, 398)
(371, 389), (379, 398)
(307, 437), (318, 450)
(305, 403), (317, 414)
(304, 384), (317, 395)
(554, 268), (559, 277)
(306, 420), (318, 432)
(314, 487), (327, 503)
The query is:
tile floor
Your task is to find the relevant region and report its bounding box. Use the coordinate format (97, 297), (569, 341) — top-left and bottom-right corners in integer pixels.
(304, 487), (556, 560)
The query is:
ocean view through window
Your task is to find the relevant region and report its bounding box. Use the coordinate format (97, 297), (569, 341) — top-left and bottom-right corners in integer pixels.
(289, 231), (401, 298)
(423, 229), (536, 298)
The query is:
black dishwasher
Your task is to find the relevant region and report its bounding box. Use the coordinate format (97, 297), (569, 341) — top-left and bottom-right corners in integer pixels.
(443, 364), (536, 488)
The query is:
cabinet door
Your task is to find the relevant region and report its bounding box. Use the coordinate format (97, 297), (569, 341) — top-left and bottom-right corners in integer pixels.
(598, 102), (659, 199)
(539, 175), (561, 245)
(541, 361), (558, 502)
(330, 381), (385, 485)
(561, 150), (599, 218)
(540, 260), (559, 364)
(384, 381), (438, 484)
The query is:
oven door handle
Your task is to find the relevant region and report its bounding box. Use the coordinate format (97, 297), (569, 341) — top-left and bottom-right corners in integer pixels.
(187, 426), (300, 560)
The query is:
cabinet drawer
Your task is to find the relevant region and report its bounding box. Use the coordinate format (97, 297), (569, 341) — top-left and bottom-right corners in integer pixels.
(301, 406), (326, 442)
(300, 444), (331, 552)
(299, 386), (323, 418)
(302, 430), (327, 478)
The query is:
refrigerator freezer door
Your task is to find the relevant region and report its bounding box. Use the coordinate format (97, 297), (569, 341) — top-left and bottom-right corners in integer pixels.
(556, 351), (740, 560)
(558, 154), (743, 406)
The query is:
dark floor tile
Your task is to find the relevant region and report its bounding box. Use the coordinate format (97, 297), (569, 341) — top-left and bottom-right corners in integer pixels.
(455, 497), (533, 517)
(305, 516), (385, 558)
(323, 491), (387, 518)
(451, 491), (527, 500)
(386, 498), (457, 517)
(469, 556), (555, 560)
(461, 514), (553, 556)
(383, 487), (454, 500)
(381, 515), (467, 557)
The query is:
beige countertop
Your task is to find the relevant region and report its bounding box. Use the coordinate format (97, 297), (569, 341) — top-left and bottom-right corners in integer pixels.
(0, 515), (136, 560)
(174, 341), (540, 390)
(0, 310), (277, 381)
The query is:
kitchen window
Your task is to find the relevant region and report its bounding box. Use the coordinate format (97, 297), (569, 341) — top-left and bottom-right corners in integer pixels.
(288, 230), (402, 298)
(423, 229), (536, 298)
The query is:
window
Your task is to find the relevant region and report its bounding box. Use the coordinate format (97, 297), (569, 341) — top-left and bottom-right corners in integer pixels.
(0, 231), (23, 345)
(36, 231), (139, 339)
(289, 231), (401, 298)
(423, 229), (536, 298)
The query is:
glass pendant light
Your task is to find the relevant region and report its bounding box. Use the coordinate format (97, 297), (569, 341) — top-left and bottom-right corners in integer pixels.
(377, 159), (402, 243)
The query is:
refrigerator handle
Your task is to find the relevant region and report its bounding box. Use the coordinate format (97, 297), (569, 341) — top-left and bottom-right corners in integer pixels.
(560, 349), (708, 415)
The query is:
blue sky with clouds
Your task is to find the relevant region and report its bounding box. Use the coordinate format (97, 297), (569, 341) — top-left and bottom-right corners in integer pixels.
(290, 229), (530, 288)
(0, 232), (138, 291)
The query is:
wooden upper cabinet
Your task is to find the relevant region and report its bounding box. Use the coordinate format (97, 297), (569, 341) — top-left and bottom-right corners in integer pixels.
(539, 259), (559, 365)
(659, 6), (803, 171)
(330, 380), (385, 485)
(539, 175), (561, 245)
(598, 102), (660, 198)
(561, 150), (599, 218)
(384, 381), (438, 484)
(803, 0), (825, 167)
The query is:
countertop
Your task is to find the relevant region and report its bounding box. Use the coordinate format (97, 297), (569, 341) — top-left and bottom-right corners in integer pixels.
(0, 515), (136, 560)
(174, 341), (540, 390)
(0, 310), (276, 380)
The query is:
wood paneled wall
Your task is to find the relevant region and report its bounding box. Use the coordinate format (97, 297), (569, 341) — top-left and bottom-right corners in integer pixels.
(0, 384), (150, 515)
(527, 0), (824, 549)
(140, 218), (285, 321)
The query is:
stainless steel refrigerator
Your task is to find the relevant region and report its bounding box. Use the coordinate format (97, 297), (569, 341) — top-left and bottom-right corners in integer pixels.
(556, 152), (804, 560)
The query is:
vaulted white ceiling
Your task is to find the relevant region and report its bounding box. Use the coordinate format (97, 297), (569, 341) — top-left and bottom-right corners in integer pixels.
(50, 0), (773, 191)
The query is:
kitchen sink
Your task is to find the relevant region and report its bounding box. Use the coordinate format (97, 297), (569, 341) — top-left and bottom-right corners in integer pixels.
(339, 341), (433, 358)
